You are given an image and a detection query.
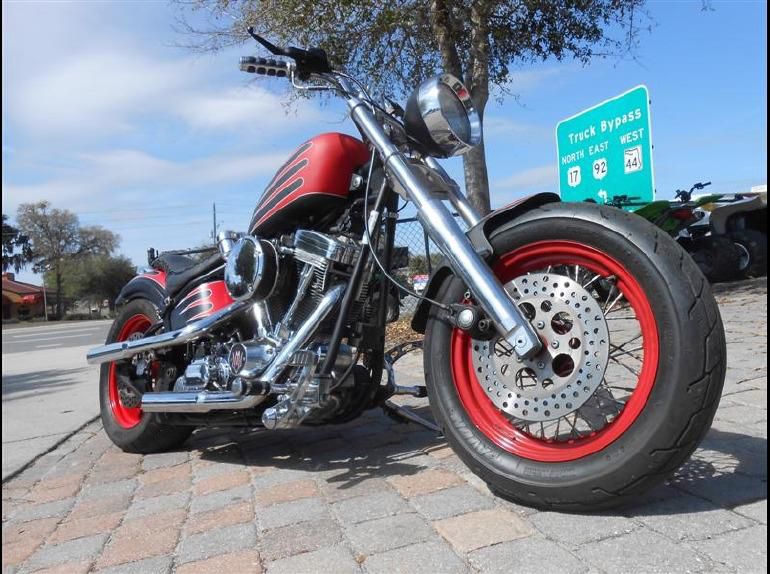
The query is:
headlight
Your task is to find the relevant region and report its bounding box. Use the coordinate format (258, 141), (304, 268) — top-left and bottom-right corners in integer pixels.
(404, 74), (482, 158)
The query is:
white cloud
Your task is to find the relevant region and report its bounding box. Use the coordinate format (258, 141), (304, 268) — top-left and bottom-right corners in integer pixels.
(483, 116), (550, 140)
(176, 86), (323, 131)
(492, 164), (558, 201)
(2, 149), (288, 215)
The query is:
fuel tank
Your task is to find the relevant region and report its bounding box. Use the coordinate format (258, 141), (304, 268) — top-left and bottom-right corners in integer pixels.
(249, 133), (370, 236)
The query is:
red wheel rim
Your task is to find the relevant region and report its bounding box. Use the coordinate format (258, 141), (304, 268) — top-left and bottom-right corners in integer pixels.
(450, 240), (659, 462)
(108, 314), (151, 429)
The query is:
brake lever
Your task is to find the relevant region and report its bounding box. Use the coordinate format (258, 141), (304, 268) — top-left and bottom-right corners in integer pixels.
(247, 27), (286, 56)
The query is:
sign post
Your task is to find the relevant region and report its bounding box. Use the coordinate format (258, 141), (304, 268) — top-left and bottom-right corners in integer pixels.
(556, 85), (654, 204)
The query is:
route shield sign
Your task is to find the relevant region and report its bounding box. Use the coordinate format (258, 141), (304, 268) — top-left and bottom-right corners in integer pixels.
(556, 86), (654, 204)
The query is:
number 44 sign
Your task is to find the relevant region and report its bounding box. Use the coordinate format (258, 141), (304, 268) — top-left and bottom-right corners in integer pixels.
(556, 86), (655, 204)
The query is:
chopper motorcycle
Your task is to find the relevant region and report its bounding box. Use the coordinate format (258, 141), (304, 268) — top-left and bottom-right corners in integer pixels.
(87, 30), (726, 510)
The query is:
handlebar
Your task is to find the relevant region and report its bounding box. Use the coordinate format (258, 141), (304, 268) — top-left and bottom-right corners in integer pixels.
(239, 56), (291, 77)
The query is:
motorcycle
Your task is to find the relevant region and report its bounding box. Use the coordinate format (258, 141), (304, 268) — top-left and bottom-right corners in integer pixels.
(87, 30), (727, 511)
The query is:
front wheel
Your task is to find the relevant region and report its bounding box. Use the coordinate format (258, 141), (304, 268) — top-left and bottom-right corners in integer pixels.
(424, 203), (726, 510)
(99, 299), (192, 453)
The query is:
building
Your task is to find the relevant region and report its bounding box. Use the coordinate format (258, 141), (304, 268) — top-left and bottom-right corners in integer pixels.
(1, 272), (54, 322)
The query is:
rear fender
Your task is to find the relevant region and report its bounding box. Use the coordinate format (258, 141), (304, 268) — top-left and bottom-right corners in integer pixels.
(115, 269), (168, 310)
(410, 192), (560, 333)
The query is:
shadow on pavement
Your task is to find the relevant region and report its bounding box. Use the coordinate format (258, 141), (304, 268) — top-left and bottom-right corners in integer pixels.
(192, 406), (766, 514)
(195, 405), (445, 491)
(1, 368), (89, 401)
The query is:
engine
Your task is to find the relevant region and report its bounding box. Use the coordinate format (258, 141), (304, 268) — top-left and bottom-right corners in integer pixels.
(169, 228), (372, 428)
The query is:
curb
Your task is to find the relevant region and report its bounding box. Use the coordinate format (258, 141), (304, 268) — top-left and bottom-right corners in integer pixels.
(1, 415), (101, 484)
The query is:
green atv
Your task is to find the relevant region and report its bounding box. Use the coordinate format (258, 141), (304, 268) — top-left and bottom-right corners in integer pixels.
(606, 182), (742, 282)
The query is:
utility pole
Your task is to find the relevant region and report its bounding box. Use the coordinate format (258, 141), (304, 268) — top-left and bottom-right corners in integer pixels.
(212, 203), (217, 240)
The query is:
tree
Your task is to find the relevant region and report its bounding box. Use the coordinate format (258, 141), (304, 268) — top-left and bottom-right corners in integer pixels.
(2, 214), (33, 273)
(174, 0), (648, 214)
(16, 202), (119, 318)
(49, 255), (136, 312)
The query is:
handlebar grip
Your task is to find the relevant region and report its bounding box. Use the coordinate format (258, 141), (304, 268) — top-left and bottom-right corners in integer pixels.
(239, 56), (289, 77)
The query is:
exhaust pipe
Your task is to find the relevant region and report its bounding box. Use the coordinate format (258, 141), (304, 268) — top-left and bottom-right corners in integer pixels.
(86, 300), (251, 365)
(138, 284), (346, 413)
(141, 384), (266, 413)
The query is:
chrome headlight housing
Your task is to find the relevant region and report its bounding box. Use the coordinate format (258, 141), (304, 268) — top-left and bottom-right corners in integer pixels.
(224, 236), (278, 301)
(404, 74), (482, 158)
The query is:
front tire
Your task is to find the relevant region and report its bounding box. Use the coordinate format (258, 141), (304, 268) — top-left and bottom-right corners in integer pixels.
(99, 299), (192, 454)
(424, 203), (726, 510)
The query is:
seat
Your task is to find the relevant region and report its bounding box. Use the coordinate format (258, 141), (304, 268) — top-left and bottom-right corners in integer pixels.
(152, 252), (224, 298)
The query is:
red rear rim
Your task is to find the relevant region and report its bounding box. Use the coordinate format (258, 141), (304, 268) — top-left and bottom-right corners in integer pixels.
(107, 314), (151, 429)
(450, 240), (659, 462)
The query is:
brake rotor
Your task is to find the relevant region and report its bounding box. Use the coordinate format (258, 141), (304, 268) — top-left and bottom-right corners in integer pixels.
(471, 272), (610, 423)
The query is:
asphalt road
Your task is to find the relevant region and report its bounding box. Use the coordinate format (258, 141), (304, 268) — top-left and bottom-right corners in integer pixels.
(1, 320), (112, 479)
(1, 321), (111, 354)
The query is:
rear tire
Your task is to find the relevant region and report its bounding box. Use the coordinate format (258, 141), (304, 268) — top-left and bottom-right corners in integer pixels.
(424, 203), (726, 511)
(99, 299), (192, 454)
(729, 229), (767, 277)
(688, 235), (742, 283)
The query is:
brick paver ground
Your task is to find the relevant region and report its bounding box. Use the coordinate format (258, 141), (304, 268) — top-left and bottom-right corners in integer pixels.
(3, 279), (766, 573)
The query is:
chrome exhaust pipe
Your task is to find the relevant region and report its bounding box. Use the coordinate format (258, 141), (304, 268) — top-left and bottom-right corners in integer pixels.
(141, 386), (265, 413)
(86, 300), (251, 365)
(138, 284), (346, 413)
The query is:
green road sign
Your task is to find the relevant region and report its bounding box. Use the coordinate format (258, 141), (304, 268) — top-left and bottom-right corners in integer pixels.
(556, 85), (654, 204)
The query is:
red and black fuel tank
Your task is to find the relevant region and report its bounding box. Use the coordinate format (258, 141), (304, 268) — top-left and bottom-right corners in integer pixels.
(249, 132), (370, 236)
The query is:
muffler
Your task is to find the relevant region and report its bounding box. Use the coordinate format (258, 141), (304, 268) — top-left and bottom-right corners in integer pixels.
(86, 300), (251, 365)
(141, 383), (266, 413)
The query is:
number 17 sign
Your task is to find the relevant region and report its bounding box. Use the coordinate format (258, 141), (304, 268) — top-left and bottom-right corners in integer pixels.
(556, 86), (655, 204)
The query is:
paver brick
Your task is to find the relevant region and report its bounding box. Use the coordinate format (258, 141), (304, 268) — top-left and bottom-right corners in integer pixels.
(176, 522), (257, 565)
(254, 478), (318, 507)
(319, 476), (391, 503)
(185, 501), (254, 535)
(141, 451), (189, 471)
(410, 484), (495, 520)
(734, 498), (767, 524)
(93, 555), (174, 574)
(693, 525), (767, 573)
(138, 463), (191, 485)
(468, 536), (587, 574)
(175, 549), (262, 574)
(363, 540), (467, 574)
(332, 490), (410, 525)
(434, 508), (534, 553)
(266, 545), (359, 574)
(134, 475), (191, 500)
(259, 518), (342, 562)
(258, 496), (328, 530)
(96, 509), (185, 569)
(346, 513), (434, 555)
(21, 533), (109, 573)
(3, 516), (60, 545)
(67, 494), (131, 522)
(531, 510), (637, 546)
(190, 484), (252, 515)
(26, 560), (92, 574)
(192, 469), (250, 496)
(576, 529), (713, 573)
(387, 468), (464, 498)
(49, 511), (124, 544)
(10, 497), (76, 523)
(123, 491), (189, 520)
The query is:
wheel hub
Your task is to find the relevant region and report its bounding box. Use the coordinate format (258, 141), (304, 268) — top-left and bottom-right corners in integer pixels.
(471, 272), (610, 423)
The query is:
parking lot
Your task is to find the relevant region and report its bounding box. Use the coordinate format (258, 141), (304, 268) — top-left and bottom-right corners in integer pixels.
(1, 279), (766, 574)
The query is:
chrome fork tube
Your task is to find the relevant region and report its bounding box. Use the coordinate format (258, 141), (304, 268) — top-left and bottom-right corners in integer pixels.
(344, 91), (540, 358)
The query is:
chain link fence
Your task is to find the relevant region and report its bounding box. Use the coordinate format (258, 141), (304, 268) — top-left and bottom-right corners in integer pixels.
(392, 214), (466, 316)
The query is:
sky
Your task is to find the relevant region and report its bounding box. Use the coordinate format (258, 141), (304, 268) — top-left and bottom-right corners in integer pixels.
(2, 0), (767, 285)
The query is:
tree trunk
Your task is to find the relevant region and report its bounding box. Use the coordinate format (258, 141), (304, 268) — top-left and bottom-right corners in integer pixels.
(463, 1), (492, 215)
(55, 269), (63, 319)
(463, 141), (491, 215)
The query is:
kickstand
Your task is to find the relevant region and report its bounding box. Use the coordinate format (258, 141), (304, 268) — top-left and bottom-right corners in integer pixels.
(379, 339), (443, 437)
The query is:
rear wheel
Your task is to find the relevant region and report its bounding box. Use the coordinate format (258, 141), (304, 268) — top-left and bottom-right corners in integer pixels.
(688, 235), (741, 283)
(424, 203), (726, 510)
(99, 299), (192, 453)
(729, 229), (767, 277)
